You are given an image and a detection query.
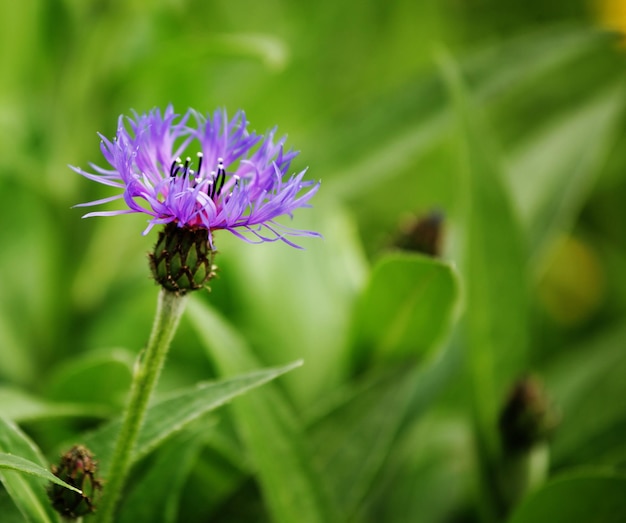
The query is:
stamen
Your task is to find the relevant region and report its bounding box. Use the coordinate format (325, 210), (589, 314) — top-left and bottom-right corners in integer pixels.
(208, 171), (216, 199)
(196, 152), (203, 177)
(170, 154), (204, 181)
(214, 157), (226, 198)
(206, 159), (228, 200)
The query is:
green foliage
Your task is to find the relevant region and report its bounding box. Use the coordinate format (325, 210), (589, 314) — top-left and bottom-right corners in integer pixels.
(80, 362), (302, 478)
(508, 472), (626, 523)
(0, 453), (80, 495)
(117, 430), (206, 523)
(440, 52), (530, 516)
(0, 418), (60, 523)
(352, 253), (459, 362)
(188, 299), (337, 523)
(1, 1), (626, 522)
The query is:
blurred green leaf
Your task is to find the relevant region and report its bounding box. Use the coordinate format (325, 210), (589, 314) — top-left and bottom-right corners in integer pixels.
(188, 298), (337, 523)
(0, 188), (60, 382)
(142, 33), (290, 72)
(71, 216), (150, 313)
(176, 425), (250, 521)
(0, 387), (111, 422)
(440, 49), (529, 432)
(46, 348), (134, 409)
(362, 415), (474, 523)
(118, 429), (206, 523)
(0, 453), (80, 494)
(319, 26), (622, 261)
(0, 417), (60, 523)
(0, 487), (27, 523)
(439, 51), (530, 522)
(309, 337), (462, 520)
(219, 203), (367, 406)
(508, 472), (626, 523)
(0, 313), (32, 385)
(507, 82), (625, 264)
(313, 368), (418, 520)
(545, 323), (626, 467)
(80, 362), (300, 478)
(326, 26), (613, 200)
(352, 253), (459, 361)
(463, 26), (617, 109)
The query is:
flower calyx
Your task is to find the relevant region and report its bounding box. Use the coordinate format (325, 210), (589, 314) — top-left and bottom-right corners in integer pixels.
(149, 222), (217, 294)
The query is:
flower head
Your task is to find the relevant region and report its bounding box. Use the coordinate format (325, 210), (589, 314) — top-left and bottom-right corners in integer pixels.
(72, 106), (320, 248)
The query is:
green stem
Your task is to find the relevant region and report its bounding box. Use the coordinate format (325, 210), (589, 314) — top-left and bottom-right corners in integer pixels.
(95, 289), (187, 523)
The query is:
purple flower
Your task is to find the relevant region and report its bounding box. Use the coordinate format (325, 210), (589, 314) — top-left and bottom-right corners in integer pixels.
(72, 106), (320, 248)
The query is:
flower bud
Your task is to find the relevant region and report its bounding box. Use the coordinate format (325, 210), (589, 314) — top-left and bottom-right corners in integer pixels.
(394, 211), (444, 257)
(499, 376), (559, 453)
(149, 223), (217, 294)
(48, 445), (102, 519)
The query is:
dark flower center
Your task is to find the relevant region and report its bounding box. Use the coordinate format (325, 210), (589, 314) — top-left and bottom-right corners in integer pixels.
(169, 153), (228, 201)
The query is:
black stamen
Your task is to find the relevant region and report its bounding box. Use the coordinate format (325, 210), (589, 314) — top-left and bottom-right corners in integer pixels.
(171, 154), (206, 182)
(207, 159), (227, 200)
(214, 167), (226, 198)
(196, 152), (203, 178)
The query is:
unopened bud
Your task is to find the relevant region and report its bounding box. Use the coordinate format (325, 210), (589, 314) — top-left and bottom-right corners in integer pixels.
(499, 376), (559, 453)
(393, 211), (444, 257)
(48, 445), (102, 519)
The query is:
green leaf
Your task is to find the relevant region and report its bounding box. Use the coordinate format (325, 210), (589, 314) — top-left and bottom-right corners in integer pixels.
(438, 52), (531, 522)
(352, 253), (459, 361)
(0, 417), (60, 523)
(218, 203), (367, 406)
(79, 362), (300, 478)
(118, 429), (206, 523)
(313, 368), (417, 518)
(508, 472), (626, 523)
(361, 414), (473, 523)
(0, 487), (27, 523)
(0, 453), (80, 494)
(312, 342), (460, 521)
(187, 297), (337, 523)
(0, 312), (32, 384)
(46, 348), (134, 409)
(176, 429), (250, 521)
(326, 26), (611, 200)
(0, 386), (111, 422)
(506, 83), (625, 264)
(545, 323), (626, 467)
(439, 50), (529, 440)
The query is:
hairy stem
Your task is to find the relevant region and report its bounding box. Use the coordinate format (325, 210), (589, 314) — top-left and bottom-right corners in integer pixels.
(95, 289), (187, 523)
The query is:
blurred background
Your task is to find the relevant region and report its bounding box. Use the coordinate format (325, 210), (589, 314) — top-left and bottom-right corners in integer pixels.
(1, 0), (626, 522)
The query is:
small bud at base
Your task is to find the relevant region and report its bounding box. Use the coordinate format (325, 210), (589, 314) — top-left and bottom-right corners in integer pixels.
(48, 445), (103, 519)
